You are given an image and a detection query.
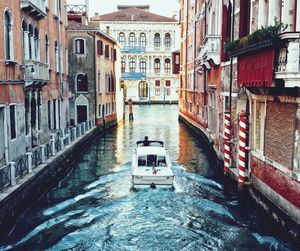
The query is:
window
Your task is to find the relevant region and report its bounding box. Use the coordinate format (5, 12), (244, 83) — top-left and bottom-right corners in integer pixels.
(105, 44), (109, 58)
(22, 20), (28, 60)
(34, 28), (39, 60)
(155, 80), (160, 96)
(54, 41), (59, 71)
(98, 104), (101, 117)
(76, 73), (88, 92)
(98, 71), (101, 93)
(4, 10), (13, 61)
(239, 0), (250, 38)
(254, 100), (266, 153)
(75, 38), (85, 54)
(45, 34), (49, 64)
(129, 32), (135, 46)
(165, 80), (171, 87)
(175, 54), (180, 64)
(164, 58), (171, 73)
(129, 58), (136, 72)
(154, 58), (160, 73)
(97, 40), (103, 55)
(164, 33), (171, 47)
(119, 32), (125, 45)
(155, 80), (160, 87)
(139, 33), (146, 46)
(10, 105), (16, 139)
(121, 57), (125, 73)
(48, 100), (51, 129)
(154, 33), (160, 47)
(140, 58), (146, 73)
(29, 24), (33, 60)
(25, 95), (29, 134)
(139, 81), (148, 98)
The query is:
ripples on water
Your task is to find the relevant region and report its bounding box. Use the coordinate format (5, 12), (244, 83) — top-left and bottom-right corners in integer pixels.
(0, 105), (296, 251)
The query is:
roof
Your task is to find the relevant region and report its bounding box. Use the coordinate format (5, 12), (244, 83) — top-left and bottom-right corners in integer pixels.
(66, 22), (97, 31)
(137, 146), (167, 156)
(66, 21), (117, 44)
(96, 7), (178, 22)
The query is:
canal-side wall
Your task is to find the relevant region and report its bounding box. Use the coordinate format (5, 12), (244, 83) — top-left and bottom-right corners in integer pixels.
(0, 126), (103, 241)
(178, 113), (300, 243)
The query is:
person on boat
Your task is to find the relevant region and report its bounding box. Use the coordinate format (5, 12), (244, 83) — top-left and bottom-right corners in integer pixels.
(143, 136), (150, 146)
(128, 98), (133, 120)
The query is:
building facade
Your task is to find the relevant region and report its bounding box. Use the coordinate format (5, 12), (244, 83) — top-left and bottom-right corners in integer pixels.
(67, 6), (123, 128)
(179, 0), (300, 225)
(0, 0), (69, 166)
(91, 5), (180, 103)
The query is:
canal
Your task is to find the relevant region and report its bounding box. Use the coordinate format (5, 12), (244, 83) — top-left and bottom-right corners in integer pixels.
(0, 105), (297, 250)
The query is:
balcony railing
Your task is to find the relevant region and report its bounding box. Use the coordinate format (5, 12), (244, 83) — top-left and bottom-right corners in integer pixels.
(23, 60), (49, 85)
(122, 46), (146, 53)
(121, 72), (146, 80)
(20, 0), (47, 19)
(275, 32), (300, 88)
(199, 35), (221, 66)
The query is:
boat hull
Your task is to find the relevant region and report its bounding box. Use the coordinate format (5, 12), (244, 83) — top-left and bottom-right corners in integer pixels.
(132, 175), (174, 187)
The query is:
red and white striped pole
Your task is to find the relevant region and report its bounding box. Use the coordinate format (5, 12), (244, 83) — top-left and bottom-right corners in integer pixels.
(238, 111), (248, 185)
(224, 110), (231, 174)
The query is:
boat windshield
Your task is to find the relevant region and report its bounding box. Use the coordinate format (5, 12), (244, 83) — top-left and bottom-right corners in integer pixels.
(137, 155), (166, 167)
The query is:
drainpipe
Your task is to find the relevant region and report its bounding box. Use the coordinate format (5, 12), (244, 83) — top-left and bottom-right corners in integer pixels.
(185, 0), (189, 102)
(229, 0), (235, 119)
(58, 0), (63, 130)
(4, 106), (9, 163)
(193, 0), (198, 103)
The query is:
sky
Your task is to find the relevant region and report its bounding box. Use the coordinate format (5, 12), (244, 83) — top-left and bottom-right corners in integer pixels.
(67, 0), (180, 19)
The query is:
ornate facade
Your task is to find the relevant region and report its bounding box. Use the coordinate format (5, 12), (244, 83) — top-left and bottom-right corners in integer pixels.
(91, 5), (180, 103)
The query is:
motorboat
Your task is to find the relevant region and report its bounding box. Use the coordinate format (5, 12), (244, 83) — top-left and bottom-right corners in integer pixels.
(131, 140), (174, 188)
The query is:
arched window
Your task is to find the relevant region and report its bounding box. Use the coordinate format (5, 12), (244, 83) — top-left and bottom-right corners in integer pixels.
(129, 32), (135, 46)
(119, 32), (125, 46)
(54, 41), (59, 72)
(154, 33), (160, 47)
(129, 58), (136, 72)
(29, 24), (33, 59)
(164, 33), (171, 47)
(22, 20), (28, 60)
(45, 34), (49, 64)
(76, 73), (88, 92)
(154, 58), (160, 73)
(164, 58), (171, 73)
(75, 38), (85, 54)
(4, 10), (13, 60)
(34, 27), (39, 60)
(121, 57), (125, 73)
(140, 58), (146, 73)
(139, 33), (146, 46)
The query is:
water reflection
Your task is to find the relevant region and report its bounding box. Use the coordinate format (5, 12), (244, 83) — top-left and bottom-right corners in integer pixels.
(0, 105), (296, 251)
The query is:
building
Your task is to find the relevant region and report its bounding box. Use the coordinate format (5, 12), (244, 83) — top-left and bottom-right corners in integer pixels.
(0, 0), (69, 166)
(91, 5), (180, 104)
(67, 5), (123, 128)
(179, 0), (300, 225)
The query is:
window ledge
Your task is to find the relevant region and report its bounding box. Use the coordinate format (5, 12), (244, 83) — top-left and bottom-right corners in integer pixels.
(5, 60), (17, 65)
(76, 91), (88, 94)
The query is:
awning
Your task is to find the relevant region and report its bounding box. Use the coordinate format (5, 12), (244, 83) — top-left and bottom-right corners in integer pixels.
(237, 48), (275, 87)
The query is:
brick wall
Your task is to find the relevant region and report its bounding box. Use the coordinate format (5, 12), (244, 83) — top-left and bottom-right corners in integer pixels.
(265, 101), (296, 168)
(251, 155), (300, 209)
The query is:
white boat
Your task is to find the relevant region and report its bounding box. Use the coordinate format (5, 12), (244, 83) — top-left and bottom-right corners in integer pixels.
(131, 140), (174, 188)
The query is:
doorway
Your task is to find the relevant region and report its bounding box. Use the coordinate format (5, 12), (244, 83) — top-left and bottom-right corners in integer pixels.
(77, 105), (87, 123)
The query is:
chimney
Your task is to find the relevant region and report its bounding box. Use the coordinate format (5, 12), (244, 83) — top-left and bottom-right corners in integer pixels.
(106, 26), (110, 35)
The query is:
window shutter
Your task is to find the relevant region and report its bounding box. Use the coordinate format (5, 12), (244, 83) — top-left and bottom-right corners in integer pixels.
(100, 41), (103, 55)
(113, 49), (117, 61)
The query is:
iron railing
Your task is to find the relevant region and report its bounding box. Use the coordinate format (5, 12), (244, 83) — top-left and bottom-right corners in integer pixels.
(0, 164), (11, 191)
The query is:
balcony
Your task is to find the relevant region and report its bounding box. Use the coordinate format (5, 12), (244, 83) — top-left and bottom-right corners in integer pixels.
(198, 35), (221, 66)
(20, 0), (47, 20)
(122, 46), (146, 54)
(121, 72), (146, 80)
(23, 60), (49, 87)
(275, 32), (300, 88)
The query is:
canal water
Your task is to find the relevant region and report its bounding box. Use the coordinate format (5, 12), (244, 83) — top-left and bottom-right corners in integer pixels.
(0, 105), (297, 250)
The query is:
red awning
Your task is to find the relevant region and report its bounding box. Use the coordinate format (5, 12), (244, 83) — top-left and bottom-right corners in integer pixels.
(237, 48), (274, 87)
